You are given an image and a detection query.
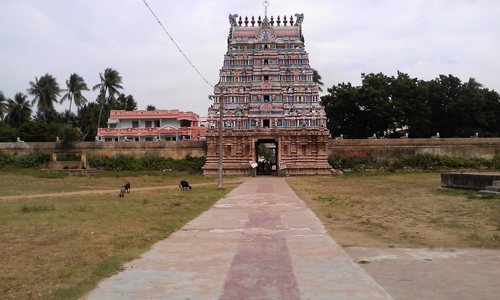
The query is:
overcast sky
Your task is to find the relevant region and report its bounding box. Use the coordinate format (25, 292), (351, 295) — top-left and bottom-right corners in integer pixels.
(1, 0), (499, 117)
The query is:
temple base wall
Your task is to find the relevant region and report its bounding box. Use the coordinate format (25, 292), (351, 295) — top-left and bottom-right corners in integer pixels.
(202, 128), (331, 176)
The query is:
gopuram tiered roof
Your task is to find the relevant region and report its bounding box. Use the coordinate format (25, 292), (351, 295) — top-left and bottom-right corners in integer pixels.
(203, 6), (331, 176)
(206, 12), (326, 130)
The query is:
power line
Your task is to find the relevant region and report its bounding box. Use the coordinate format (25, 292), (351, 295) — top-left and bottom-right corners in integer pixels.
(142, 0), (213, 88)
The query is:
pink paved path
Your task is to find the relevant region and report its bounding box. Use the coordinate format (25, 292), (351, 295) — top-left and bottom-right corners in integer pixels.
(83, 177), (393, 300)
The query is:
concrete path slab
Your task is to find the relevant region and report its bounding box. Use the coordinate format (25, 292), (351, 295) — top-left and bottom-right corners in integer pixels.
(83, 177), (393, 300)
(346, 247), (500, 300)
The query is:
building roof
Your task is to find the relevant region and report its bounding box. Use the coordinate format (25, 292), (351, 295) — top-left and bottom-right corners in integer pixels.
(108, 110), (200, 122)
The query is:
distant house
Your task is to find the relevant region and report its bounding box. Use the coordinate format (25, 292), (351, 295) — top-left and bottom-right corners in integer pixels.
(97, 110), (207, 142)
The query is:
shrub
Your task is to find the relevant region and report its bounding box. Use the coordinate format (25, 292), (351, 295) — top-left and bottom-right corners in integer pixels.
(88, 154), (111, 169)
(16, 150), (51, 168)
(110, 154), (139, 171)
(493, 155), (500, 170)
(328, 153), (500, 172)
(141, 152), (163, 170)
(88, 154), (206, 173)
(0, 151), (15, 168)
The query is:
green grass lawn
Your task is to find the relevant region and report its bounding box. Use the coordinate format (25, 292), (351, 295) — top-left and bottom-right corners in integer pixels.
(0, 169), (239, 300)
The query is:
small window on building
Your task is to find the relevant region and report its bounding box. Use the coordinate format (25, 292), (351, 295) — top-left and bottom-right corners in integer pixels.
(264, 59), (269, 65)
(263, 119), (270, 127)
(115, 138), (119, 142)
(145, 121), (152, 128)
(180, 120), (191, 127)
(105, 138), (113, 142)
(145, 137), (153, 141)
(132, 121), (139, 128)
(154, 120), (160, 127)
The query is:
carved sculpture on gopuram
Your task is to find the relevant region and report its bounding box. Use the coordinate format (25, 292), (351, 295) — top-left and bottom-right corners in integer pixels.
(203, 3), (331, 176)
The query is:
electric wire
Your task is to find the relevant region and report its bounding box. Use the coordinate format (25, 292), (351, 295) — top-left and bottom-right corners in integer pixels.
(142, 0), (213, 88)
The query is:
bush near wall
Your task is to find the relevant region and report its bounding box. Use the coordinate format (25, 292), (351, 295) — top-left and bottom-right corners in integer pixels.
(329, 154), (500, 171)
(0, 150), (52, 169)
(0, 151), (15, 168)
(15, 150), (51, 169)
(88, 153), (206, 173)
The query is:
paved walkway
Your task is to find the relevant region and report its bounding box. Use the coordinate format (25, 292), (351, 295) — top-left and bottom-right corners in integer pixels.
(83, 177), (393, 300)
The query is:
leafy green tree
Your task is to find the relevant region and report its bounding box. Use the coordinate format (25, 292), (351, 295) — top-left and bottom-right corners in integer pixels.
(32, 108), (64, 124)
(0, 91), (7, 120)
(146, 105), (156, 111)
(27, 74), (62, 123)
(92, 68), (123, 129)
(49, 123), (82, 149)
(321, 82), (363, 138)
(77, 102), (101, 141)
(17, 122), (48, 142)
(6, 92), (32, 128)
(357, 73), (396, 137)
(391, 72), (431, 138)
(322, 72), (500, 138)
(60, 73), (89, 124)
(113, 94), (137, 111)
(0, 121), (17, 142)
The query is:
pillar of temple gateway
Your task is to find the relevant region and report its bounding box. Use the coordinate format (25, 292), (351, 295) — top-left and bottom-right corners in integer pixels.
(203, 10), (331, 176)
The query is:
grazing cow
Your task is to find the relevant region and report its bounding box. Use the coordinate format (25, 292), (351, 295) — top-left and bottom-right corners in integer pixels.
(123, 183), (131, 193)
(119, 186), (126, 197)
(179, 180), (192, 191)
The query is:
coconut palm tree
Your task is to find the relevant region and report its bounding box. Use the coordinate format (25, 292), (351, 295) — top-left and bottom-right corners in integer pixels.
(27, 74), (62, 123)
(6, 92), (32, 127)
(60, 73), (89, 124)
(0, 91), (7, 120)
(92, 68), (123, 128)
(463, 77), (483, 90)
(312, 69), (324, 92)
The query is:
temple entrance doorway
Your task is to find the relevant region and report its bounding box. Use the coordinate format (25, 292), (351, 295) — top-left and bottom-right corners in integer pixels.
(255, 139), (278, 176)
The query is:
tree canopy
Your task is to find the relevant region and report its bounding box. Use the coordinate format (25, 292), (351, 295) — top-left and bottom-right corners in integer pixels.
(6, 93), (32, 128)
(92, 68), (123, 128)
(321, 72), (500, 138)
(60, 73), (89, 124)
(27, 74), (62, 122)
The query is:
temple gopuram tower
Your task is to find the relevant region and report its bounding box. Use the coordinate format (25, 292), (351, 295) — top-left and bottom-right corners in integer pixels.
(203, 5), (330, 176)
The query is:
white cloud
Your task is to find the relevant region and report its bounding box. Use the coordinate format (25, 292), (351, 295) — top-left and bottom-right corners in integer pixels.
(1, 0), (499, 117)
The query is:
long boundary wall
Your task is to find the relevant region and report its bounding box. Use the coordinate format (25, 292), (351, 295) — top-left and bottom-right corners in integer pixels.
(0, 141), (206, 159)
(1, 138), (499, 163)
(326, 138), (500, 162)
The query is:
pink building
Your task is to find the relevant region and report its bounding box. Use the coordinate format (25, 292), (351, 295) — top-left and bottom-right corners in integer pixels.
(97, 110), (207, 142)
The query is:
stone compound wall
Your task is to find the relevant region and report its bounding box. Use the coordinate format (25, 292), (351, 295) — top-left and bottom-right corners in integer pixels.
(2, 138), (499, 167)
(0, 141), (206, 159)
(327, 138), (500, 162)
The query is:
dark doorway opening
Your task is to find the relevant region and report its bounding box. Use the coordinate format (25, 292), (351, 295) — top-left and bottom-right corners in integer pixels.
(255, 139), (278, 176)
(263, 119), (270, 128)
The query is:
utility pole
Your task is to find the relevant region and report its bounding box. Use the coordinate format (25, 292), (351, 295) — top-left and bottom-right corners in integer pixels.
(218, 90), (224, 189)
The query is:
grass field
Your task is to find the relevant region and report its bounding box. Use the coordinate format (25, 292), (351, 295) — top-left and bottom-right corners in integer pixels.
(287, 172), (500, 249)
(2, 170), (500, 299)
(0, 169), (240, 300)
